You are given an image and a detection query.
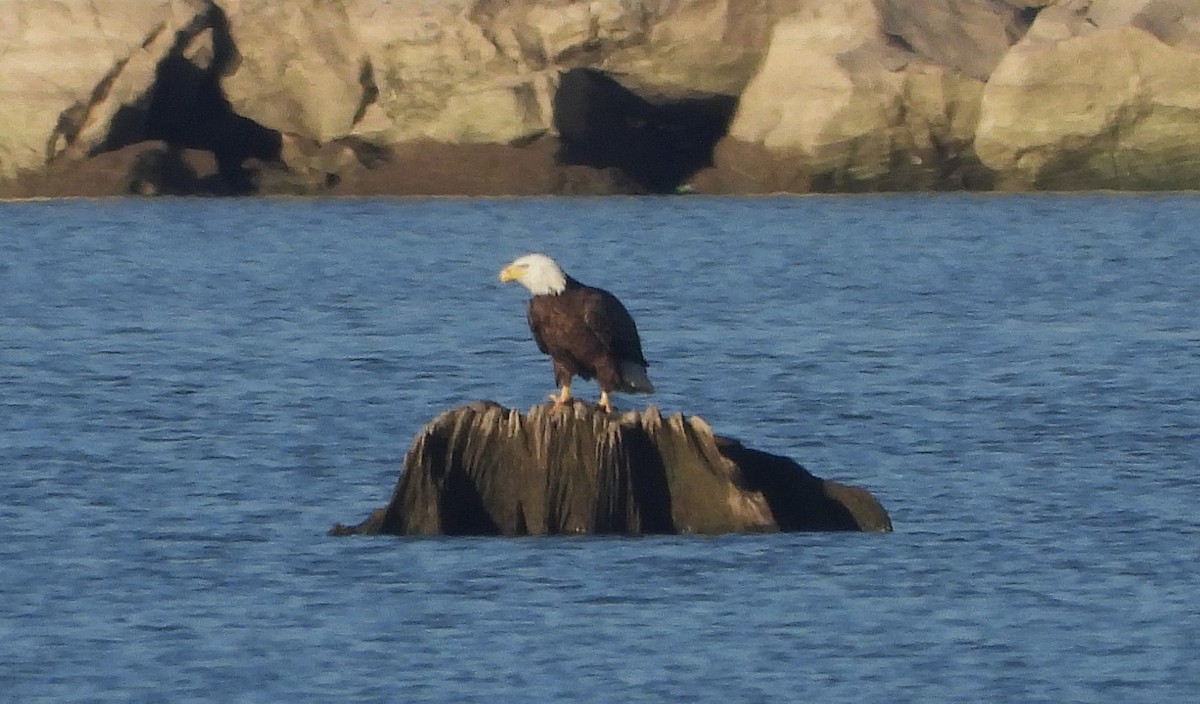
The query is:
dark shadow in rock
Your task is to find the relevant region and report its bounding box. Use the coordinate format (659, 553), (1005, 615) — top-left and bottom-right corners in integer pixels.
(553, 68), (737, 193)
(718, 438), (863, 531)
(104, 4), (281, 195)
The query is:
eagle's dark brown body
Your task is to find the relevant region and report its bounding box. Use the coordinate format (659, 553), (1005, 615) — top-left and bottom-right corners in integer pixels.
(527, 276), (651, 396)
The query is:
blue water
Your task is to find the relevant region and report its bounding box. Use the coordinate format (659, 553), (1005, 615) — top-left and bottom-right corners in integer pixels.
(2, 194), (1198, 702)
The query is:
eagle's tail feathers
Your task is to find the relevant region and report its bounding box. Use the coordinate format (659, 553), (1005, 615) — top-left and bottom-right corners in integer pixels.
(619, 361), (654, 393)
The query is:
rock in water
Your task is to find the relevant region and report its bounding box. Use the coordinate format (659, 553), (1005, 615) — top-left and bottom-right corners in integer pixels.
(332, 402), (891, 536)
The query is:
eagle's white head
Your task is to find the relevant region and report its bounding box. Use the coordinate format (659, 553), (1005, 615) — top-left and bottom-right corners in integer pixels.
(499, 253), (567, 295)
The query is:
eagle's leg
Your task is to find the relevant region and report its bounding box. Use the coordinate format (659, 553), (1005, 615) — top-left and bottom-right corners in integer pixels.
(549, 382), (572, 407)
(598, 390), (613, 413)
(550, 363), (574, 407)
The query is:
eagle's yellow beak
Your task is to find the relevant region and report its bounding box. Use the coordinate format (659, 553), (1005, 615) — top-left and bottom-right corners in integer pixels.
(499, 264), (523, 283)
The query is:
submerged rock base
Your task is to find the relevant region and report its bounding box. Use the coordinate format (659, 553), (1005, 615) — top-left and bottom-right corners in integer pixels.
(333, 402), (891, 537)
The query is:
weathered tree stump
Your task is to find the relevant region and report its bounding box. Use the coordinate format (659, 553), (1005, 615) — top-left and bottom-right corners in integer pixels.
(332, 401), (891, 536)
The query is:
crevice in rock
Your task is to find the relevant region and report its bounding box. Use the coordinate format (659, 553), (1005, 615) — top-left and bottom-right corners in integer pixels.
(351, 58), (379, 127)
(552, 67), (737, 194)
(48, 54), (135, 161)
(884, 32), (917, 54)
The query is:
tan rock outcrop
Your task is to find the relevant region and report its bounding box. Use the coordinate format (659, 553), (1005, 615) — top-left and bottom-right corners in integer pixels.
(198, 0), (781, 192)
(6, 0), (1200, 196)
(976, 10), (1200, 189)
(352, 0), (552, 145)
(211, 0), (779, 151)
(218, 0), (370, 143)
(708, 0), (996, 192)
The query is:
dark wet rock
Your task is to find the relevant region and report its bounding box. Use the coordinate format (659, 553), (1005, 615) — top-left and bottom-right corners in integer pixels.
(332, 402), (892, 537)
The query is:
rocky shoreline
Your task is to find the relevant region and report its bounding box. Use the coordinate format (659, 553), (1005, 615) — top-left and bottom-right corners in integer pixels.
(2, 0), (1198, 198)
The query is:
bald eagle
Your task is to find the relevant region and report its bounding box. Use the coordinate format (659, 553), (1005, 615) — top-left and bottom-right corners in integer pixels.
(499, 253), (654, 412)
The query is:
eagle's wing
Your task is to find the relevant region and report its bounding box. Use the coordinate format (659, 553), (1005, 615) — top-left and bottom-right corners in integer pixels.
(583, 289), (647, 365)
